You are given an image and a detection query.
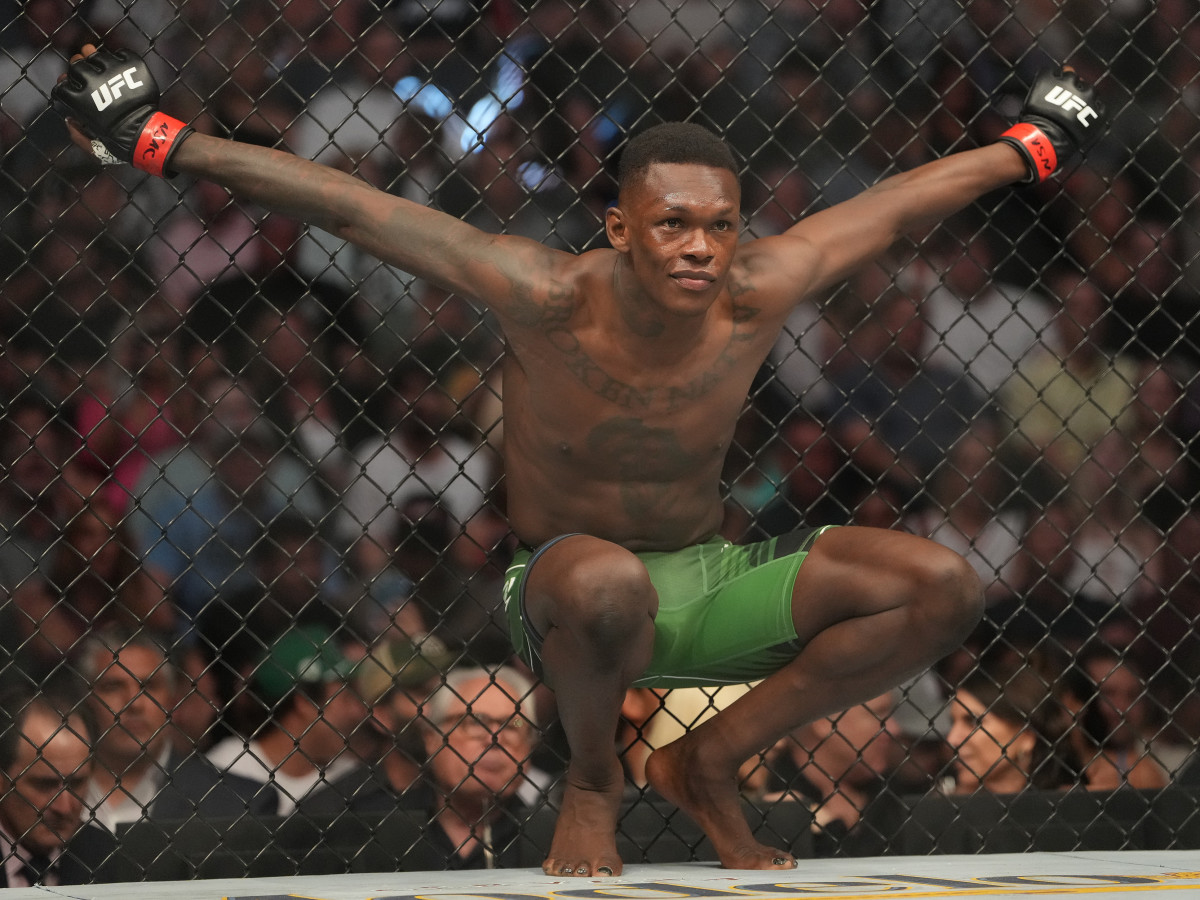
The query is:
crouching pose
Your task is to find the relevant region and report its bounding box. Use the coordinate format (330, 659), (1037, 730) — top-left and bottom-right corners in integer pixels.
(52, 47), (1104, 876)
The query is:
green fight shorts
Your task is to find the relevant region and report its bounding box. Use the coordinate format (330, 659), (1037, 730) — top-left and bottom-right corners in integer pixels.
(502, 526), (836, 688)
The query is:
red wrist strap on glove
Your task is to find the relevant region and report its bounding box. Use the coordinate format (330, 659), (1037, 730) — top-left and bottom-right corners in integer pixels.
(1000, 123), (1058, 183)
(132, 112), (189, 177)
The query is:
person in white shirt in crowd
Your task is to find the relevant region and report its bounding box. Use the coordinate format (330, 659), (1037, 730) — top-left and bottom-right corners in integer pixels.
(910, 219), (1056, 396)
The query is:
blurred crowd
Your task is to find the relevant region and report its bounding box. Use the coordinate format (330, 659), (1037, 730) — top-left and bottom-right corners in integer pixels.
(1, 0), (1199, 884)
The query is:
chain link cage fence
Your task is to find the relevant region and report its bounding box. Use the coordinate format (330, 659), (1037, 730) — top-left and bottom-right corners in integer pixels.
(1, 0), (1199, 883)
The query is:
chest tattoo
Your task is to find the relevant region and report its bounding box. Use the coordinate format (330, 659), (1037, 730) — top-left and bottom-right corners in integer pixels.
(542, 299), (763, 414)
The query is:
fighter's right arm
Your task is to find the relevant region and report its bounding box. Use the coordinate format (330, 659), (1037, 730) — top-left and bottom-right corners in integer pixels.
(53, 45), (556, 313)
(173, 131), (528, 302)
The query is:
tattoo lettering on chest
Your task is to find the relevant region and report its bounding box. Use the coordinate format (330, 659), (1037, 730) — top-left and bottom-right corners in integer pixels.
(541, 299), (763, 414)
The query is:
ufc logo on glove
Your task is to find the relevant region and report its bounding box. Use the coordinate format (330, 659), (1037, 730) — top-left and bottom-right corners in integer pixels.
(1042, 86), (1099, 127)
(91, 68), (145, 110)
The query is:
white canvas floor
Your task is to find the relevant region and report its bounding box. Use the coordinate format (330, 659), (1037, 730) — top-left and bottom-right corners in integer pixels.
(6, 851), (1200, 900)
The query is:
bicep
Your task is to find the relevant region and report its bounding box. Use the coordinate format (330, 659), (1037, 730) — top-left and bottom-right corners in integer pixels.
(333, 188), (566, 315)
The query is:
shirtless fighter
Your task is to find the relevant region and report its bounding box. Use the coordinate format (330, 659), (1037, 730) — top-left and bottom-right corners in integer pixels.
(52, 46), (1104, 876)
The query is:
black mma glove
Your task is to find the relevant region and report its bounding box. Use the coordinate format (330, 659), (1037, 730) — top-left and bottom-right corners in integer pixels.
(51, 48), (193, 178)
(999, 66), (1104, 184)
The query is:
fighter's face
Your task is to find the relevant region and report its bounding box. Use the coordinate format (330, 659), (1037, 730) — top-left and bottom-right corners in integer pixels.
(607, 163), (741, 318)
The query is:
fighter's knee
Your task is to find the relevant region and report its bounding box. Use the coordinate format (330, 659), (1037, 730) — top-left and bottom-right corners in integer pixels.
(911, 547), (984, 648)
(555, 545), (655, 645)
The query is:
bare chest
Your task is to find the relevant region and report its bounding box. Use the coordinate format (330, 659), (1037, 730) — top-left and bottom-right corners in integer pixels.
(505, 326), (767, 484)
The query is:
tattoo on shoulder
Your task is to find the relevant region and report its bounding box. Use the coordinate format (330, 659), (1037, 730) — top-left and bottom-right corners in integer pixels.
(506, 277), (574, 328)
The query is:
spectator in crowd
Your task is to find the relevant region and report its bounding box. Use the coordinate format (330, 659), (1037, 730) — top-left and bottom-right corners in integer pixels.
(147, 174), (286, 310)
(1135, 464), (1200, 766)
(945, 653), (1080, 795)
(985, 495), (1116, 654)
(820, 281), (995, 494)
(73, 308), (196, 515)
(295, 635), (453, 819)
(1060, 358), (1195, 610)
(0, 385), (90, 677)
(205, 625), (365, 816)
(439, 111), (598, 254)
(0, 0), (95, 216)
(437, 501), (522, 663)
(1062, 642), (1169, 790)
(185, 270), (381, 452)
(79, 628), (277, 828)
(285, 14), (427, 175)
(1098, 358), (1197, 508)
(0, 0), (87, 122)
(0, 387), (83, 600)
(1106, 218), (1200, 363)
(1065, 447), (1161, 612)
(0, 677), (120, 886)
(338, 358), (492, 579)
(232, 294), (357, 502)
(1, 171), (152, 405)
(752, 161), (842, 415)
(199, 513), (348, 689)
(351, 490), (519, 664)
(641, 684), (777, 799)
(912, 222), (1056, 396)
(722, 395), (790, 539)
(1000, 269), (1139, 479)
(11, 491), (173, 672)
(764, 691), (907, 852)
(741, 411), (852, 541)
(907, 420), (1025, 605)
(725, 0), (889, 147)
(167, 641), (225, 755)
(126, 375), (327, 629)
(418, 665), (544, 869)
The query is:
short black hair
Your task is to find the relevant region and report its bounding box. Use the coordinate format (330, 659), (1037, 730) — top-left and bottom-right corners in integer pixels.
(617, 122), (739, 197)
(0, 675), (94, 773)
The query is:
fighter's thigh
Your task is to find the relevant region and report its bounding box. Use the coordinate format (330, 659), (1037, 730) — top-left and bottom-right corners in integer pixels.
(522, 535), (659, 637)
(790, 526), (971, 643)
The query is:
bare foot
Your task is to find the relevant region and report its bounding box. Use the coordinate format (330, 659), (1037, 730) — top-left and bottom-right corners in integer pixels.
(542, 763), (625, 878)
(646, 737), (797, 870)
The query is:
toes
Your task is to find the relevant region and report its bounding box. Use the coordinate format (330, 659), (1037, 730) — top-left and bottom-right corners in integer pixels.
(542, 859), (624, 883)
(543, 860), (621, 878)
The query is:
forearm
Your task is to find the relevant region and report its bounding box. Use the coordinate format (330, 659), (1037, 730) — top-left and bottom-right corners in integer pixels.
(170, 133), (382, 239)
(856, 143), (1029, 239)
(783, 143), (1030, 294)
(168, 131), (517, 299)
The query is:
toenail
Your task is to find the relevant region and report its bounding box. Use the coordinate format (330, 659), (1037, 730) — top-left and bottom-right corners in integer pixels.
(562, 867), (574, 875)
(772, 857), (787, 866)
(598, 866), (614, 876)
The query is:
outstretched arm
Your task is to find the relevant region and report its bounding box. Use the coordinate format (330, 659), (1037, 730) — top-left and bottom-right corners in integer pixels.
(169, 132), (536, 302)
(774, 143), (1027, 296)
(53, 45), (562, 313)
(756, 66), (1104, 301)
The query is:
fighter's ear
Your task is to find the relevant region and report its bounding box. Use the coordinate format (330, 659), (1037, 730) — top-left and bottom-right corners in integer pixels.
(606, 205), (630, 252)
